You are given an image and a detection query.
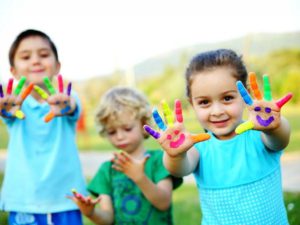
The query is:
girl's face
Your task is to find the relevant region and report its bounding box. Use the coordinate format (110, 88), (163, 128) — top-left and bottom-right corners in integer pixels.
(10, 36), (60, 85)
(105, 111), (145, 155)
(190, 67), (245, 140)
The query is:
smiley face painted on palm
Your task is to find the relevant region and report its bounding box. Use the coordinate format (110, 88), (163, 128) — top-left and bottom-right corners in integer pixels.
(167, 129), (186, 148)
(254, 106), (274, 127)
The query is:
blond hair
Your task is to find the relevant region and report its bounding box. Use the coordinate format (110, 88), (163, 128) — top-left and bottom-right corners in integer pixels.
(95, 86), (152, 138)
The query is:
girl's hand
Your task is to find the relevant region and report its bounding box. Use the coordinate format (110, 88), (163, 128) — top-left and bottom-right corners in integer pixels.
(111, 151), (150, 182)
(236, 72), (292, 134)
(0, 77), (33, 119)
(67, 189), (101, 217)
(143, 99), (210, 158)
(33, 74), (75, 122)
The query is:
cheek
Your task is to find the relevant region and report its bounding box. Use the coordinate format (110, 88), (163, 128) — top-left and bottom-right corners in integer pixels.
(194, 108), (208, 124)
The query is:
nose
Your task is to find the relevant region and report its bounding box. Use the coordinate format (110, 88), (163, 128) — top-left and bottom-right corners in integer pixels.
(115, 130), (125, 140)
(210, 102), (225, 116)
(30, 53), (41, 65)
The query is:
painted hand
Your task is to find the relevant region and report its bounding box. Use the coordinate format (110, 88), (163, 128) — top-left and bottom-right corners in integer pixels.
(34, 74), (73, 122)
(67, 189), (101, 217)
(111, 151), (150, 182)
(0, 77), (33, 119)
(144, 99), (210, 157)
(236, 72), (292, 134)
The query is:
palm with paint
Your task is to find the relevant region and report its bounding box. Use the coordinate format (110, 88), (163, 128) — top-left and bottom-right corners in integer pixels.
(144, 100), (210, 157)
(235, 72), (292, 134)
(34, 74), (74, 122)
(0, 77), (33, 119)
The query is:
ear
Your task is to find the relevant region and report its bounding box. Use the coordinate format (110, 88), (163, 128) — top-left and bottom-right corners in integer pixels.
(54, 62), (61, 74)
(10, 67), (21, 80)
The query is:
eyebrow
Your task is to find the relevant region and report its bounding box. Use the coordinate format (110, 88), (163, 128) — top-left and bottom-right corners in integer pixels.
(193, 90), (237, 100)
(17, 48), (51, 54)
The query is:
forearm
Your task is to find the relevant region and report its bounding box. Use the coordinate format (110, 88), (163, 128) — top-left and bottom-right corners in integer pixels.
(87, 208), (114, 225)
(135, 177), (172, 211)
(262, 117), (291, 151)
(163, 147), (198, 177)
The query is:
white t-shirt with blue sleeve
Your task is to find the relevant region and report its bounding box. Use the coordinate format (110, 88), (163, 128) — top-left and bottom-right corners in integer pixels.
(0, 92), (87, 213)
(193, 130), (288, 225)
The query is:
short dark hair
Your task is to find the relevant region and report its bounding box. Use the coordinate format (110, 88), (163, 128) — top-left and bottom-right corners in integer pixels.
(9, 29), (59, 67)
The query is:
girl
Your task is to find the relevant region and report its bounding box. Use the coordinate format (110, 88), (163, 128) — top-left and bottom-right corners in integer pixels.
(145, 49), (292, 224)
(0, 29), (86, 225)
(70, 86), (182, 225)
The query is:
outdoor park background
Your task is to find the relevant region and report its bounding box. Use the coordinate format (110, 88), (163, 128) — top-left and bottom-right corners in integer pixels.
(0, 31), (300, 224)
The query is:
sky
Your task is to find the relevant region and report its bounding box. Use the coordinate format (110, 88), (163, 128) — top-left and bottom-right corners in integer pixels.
(0, 0), (299, 82)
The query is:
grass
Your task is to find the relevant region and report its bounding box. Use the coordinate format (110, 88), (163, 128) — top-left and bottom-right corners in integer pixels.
(0, 171), (300, 224)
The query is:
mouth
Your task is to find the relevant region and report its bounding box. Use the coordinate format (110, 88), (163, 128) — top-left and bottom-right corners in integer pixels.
(256, 115), (274, 127)
(117, 144), (128, 149)
(210, 119), (229, 127)
(170, 134), (185, 148)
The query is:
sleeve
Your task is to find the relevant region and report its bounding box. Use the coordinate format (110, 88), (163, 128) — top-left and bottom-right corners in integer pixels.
(150, 150), (183, 190)
(67, 91), (82, 121)
(87, 161), (112, 197)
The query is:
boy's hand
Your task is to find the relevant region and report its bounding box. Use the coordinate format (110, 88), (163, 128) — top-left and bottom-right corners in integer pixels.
(144, 99), (210, 158)
(236, 72), (292, 134)
(0, 77), (33, 119)
(33, 74), (75, 122)
(111, 151), (150, 182)
(67, 189), (101, 217)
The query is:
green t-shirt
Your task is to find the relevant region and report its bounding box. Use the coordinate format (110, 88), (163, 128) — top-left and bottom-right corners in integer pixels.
(88, 150), (183, 225)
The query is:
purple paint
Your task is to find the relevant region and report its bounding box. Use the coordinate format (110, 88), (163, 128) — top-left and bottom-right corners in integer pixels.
(67, 82), (72, 96)
(0, 84), (3, 98)
(144, 125), (160, 139)
(265, 107), (271, 113)
(254, 106), (261, 112)
(256, 115), (274, 127)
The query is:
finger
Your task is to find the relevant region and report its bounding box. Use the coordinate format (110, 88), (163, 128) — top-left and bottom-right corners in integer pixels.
(14, 76), (26, 95)
(44, 111), (55, 122)
(34, 85), (49, 99)
(276, 93), (293, 109)
(14, 110), (25, 119)
(112, 164), (123, 171)
(43, 77), (56, 95)
(92, 196), (102, 205)
(21, 83), (34, 100)
(174, 99), (183, 123)
(249, 72), (262, 100)
(7, 78), (14, 95)
(1, 109), (13, 118)
(120, 151), (131, 162)
(263, 75), (272, 101)
(152, 108), (167, 131)
(57, 74), (64, 93)
(67, 82), (72, 96)
(0, 84), (3, 98)
(143, 125), (160, 139)
(191, 133), (210, 143)
(236, 81), (253, 105)
(161, 100), (174, 127)
(235, 121), (254, 134)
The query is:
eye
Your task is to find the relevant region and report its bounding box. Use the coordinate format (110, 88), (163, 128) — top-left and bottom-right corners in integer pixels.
(224, 96), (234, 102)
(198, 99), (209, 105)
(124, 127), (133, 132)
(254, 106), (261, 112)
(106, 130), (116, 135)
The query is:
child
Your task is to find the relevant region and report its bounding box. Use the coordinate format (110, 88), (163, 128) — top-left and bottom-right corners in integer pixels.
(0, 29), (86, 225)
(70, 86), (183, 225)
(145, 49), (292, 224)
